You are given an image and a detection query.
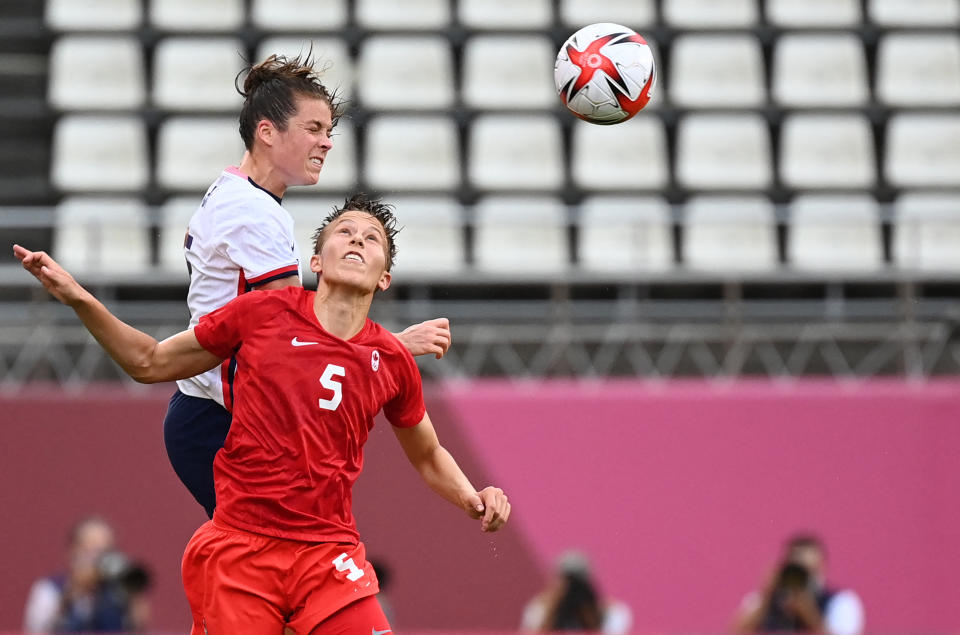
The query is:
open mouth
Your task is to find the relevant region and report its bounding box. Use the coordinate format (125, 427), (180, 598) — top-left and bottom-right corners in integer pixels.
(344, 251), (364, 263)
(309, 157), (324, 169)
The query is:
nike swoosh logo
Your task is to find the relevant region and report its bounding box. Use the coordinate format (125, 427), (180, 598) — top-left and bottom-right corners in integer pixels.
(291, 337), (319, 347)
(372, 629), (392, 635)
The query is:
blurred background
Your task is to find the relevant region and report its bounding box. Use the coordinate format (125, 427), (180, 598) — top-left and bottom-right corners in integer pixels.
(1, 0), (959, 633)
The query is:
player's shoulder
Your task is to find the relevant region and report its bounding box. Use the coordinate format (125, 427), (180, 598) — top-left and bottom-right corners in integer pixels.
(363, 321), (412, 357)
(233, 286), (307, 313)
(203, 170), (286, 223)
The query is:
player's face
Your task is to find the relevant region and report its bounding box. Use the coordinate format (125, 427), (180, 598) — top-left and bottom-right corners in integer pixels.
(275, 95), (334, 187)
(311, 211), (392, 293)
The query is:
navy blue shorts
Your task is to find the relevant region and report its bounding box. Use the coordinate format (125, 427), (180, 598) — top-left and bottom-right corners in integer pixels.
(163, 390), (231, 518)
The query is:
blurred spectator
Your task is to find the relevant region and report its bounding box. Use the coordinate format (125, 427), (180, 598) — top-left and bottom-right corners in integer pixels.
(734, 533), (864, 635)
(22, 516), (152, 633)
(369, 557), (396, 625)
(521, 550), (632, 634)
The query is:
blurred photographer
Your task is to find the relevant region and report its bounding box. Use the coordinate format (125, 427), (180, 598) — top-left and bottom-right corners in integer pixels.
(23, 516), (152, 633)
(734, 534), (863, 635)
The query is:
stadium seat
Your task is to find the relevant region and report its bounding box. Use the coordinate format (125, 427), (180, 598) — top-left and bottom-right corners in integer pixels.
(150, 0), (245, 31)
(668, 34), (766, 108)
(356, 0), (450, 29)
(462, 35), (557, 110)
(577, 196), (673, 272)
(772, 33), (870, 107)
(158, 196), (198, 273)
(662, 0), (758, 28)
(787, 195), (884, 271)
(156, 117), (246, 191)
(675, 114), (772, 191)
(364, 115), (460, 191)
(885, 114), (960, 188)
(571, 116), (668, 191)
(282, 195), (348, 267)
(766, 0), (861, 26)
(468, 114), (564, 191)
(473, 196), (569, 274)
(779, 114), (876, 189)
(256, 37), (353, 99)
(51, 115), (149, 192)
(303, 118), (357, 192)
(683, 196), (779, 272)
(893, 192), (960, 270)
(45, 0), (142, 31)
(152, 37), (245, 111)
(560, 0), (656, 28)
(876, 33), (960, 106)
(458, 0), (553, 29)
(250, 0), (347, 30)
(357, 36), (454, 110)
(53, 196), (151, 273)
(868, 0), (960, 26)
(48, 36), (146, 110)
(386, 196), (466, 275)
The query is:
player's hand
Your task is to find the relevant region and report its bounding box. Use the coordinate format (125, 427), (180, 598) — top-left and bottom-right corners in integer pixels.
(396, 317), (451, 359)
(13, 244), (87, 306)
(466, 486), (510, 533)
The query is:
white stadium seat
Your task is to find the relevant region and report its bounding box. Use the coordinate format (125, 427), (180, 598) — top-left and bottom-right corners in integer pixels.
(256, 37), (354, 100)
(53, 197), (151, 273)
(48, 36), (146, 110)
(250, 0), (347, 31)
(571, 116), (668, 191)
(304, 118), (357, 192)
(150, 0), (244, 31)
(675, 113), (772, 191)
(458, 0), (553, 29)
(788, 195), (883, 271)
(868, 0), (960, 26)
(51, 115), (149, 192)
(364, 115), (460, 191)
(462, 35), (557, 110)
(356, 0), (450, 29)
(683, 196), (779, 272)
(468, 115), (564, 191)
(772, 33), (870, 107)
(876, 33), (960, 106)
(473, 196), (569, 274)
(158, 196), (199, 273)
(156, 117), (246, 191)
(894, 192), (960, 271)
(46, 0), (142, 31)
(779, 114), (876, 189)
(668, 34), (766, 108)
(152, 37), (245, 111)
(766, 0), (861, 26)
(357, 36), (454, 110)
(282, 195), (347, 267)
(663, 0), (758, 28)
(388, 196), (466, 275)
(885, 114), (960, 188)
(577, 196), (673, 272)
(560, 0), (656, 28)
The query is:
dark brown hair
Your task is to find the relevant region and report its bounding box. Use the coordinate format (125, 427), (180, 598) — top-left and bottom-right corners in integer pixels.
(236, 51), (343, 150)
(312, 193), (399, 271)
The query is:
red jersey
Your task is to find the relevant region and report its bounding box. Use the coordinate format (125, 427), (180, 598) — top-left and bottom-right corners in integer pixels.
(193, 286), (425, 543)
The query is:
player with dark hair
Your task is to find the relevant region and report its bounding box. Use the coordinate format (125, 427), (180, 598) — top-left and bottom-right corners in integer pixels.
(13, 192), (510, 634)
(167, 52), (452, 519)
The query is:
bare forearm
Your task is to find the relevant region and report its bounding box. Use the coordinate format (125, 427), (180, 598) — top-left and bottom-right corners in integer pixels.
(413, 445), (478, 510)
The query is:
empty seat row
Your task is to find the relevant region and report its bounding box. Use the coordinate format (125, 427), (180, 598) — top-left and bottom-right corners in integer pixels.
(50, 193), (960, 276)
(44, 0), (960, 32)
(50, 112), (960, 194)
(48, 32), (960, 114)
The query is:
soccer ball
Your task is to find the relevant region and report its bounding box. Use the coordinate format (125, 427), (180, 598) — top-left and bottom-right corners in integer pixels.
(554, 23), (656, 125)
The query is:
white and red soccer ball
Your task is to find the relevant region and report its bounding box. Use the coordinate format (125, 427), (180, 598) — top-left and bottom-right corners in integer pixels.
(554, 22), (657, 125)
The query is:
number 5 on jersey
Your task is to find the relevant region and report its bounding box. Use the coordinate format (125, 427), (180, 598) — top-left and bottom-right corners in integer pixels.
(318, 364), (345, 411)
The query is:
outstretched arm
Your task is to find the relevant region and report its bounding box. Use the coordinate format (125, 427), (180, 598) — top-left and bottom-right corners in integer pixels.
(393, 411), (510, 532)
(14, 245), (223, 383)
(394, 318), (451, 359)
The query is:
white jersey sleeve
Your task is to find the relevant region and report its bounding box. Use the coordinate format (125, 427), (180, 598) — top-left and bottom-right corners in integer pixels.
(177, 167), (302, 407)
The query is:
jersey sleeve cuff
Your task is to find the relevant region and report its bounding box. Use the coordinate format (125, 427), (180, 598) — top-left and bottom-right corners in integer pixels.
(246, 264), (300, 287)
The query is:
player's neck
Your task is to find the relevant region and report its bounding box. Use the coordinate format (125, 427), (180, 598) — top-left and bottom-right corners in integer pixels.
(312, 285), (373, 340)
(238, 151), (287, 200)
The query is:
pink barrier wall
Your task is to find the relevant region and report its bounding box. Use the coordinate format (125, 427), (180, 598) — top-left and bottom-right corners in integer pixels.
(1, 380), (958, 633)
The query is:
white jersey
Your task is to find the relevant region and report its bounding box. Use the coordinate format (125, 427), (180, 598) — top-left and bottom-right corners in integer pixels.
(177, 166), (302, 407)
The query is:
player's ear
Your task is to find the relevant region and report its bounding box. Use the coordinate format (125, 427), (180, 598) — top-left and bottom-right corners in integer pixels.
(256, 118), (275, 147)
(377, 270), (392, 292)
(309, 253), (322, 274)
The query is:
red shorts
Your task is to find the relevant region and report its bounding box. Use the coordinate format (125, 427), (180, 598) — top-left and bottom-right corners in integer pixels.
(182, 519), (386, 634)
